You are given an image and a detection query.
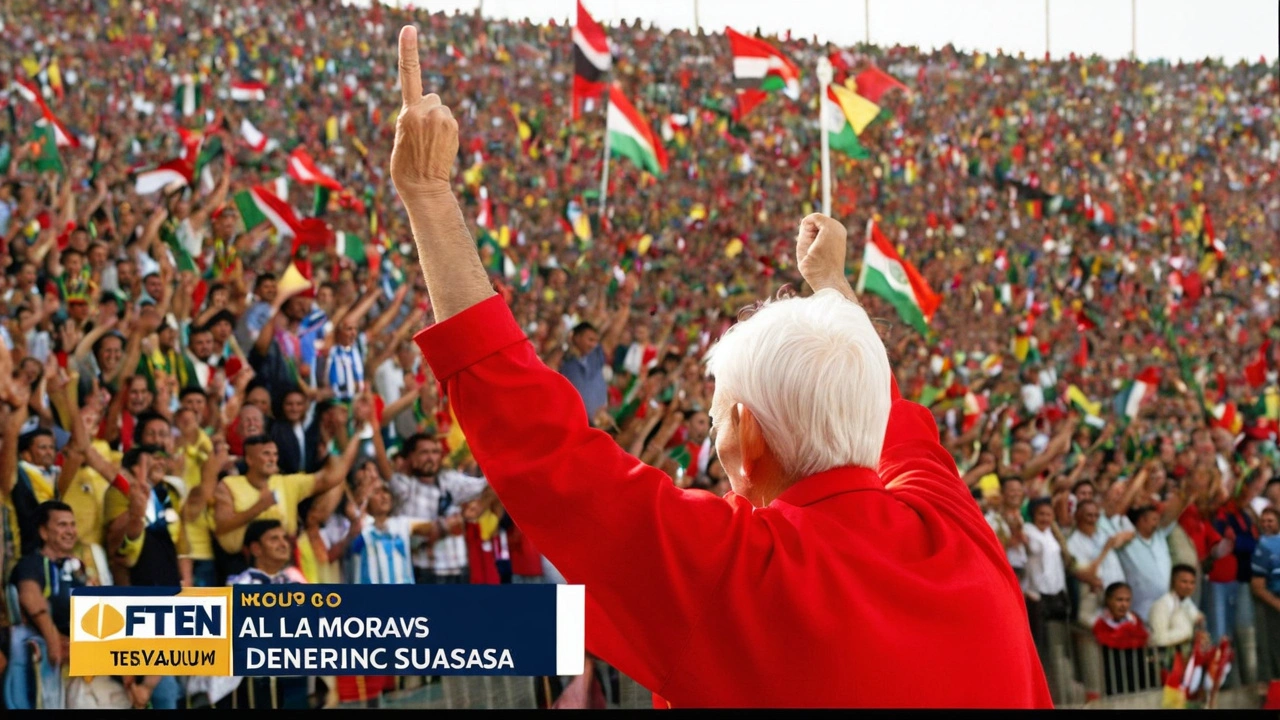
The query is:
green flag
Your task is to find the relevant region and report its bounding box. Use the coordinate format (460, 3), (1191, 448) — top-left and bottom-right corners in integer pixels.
(29, 123), (63, 175)
(313, 185), (330, 217)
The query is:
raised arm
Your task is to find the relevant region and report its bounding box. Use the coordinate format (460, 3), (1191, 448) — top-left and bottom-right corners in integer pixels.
(392, 26), (743, 693)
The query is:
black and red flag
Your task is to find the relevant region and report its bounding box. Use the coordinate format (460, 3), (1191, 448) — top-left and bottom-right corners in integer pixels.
(571, 1), (610, 120)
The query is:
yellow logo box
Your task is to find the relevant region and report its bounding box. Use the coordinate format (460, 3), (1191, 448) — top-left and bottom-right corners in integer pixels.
(70, 588), (232, 676)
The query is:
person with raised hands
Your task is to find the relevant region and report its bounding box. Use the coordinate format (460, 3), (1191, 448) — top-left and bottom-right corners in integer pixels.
(388, 26), (1050, 709)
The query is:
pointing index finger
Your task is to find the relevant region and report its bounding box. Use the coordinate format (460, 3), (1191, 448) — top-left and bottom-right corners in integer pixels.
(399, 25), (423, 107)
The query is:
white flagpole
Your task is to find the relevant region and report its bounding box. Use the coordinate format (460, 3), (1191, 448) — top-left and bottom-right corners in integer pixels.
(600, 92), (612, 217)
(817, 57), (834, 215)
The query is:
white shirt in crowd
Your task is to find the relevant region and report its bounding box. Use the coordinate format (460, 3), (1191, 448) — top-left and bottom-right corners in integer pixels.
(1066, 516), (1127, 590)
(1022, 523), (1066, 600)
(388, 470), (488, 576)
(1116, 520), (1174, 623)
(986, 509), (1028, 570)
(1148, 590), (1204, 648)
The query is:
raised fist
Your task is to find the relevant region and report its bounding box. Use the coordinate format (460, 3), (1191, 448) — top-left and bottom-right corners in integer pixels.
(390, 26), (458, 202)
(796, 213), (849, 291)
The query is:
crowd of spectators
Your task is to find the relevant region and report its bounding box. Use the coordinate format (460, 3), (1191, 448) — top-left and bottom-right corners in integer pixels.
(0, 0), (1276, 709)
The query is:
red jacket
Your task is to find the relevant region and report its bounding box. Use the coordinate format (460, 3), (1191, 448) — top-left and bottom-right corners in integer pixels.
(417, 295), (1051, 709)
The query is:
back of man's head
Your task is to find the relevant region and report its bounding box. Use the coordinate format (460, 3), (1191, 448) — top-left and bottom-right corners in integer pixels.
(705, 288), (891, 479)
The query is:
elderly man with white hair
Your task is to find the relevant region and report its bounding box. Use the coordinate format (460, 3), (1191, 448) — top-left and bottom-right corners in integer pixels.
(389, 27), (1049, 709)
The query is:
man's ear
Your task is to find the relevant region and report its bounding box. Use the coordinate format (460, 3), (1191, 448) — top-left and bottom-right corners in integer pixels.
(737, 403), (766, 465)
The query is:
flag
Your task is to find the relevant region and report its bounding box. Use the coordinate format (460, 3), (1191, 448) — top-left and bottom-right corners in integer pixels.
(962, 390), (988, 431)
(1210, 401), (1242, 435)
(442, 399), (470, 467)
(1115, 367), (1161, 420)
(312, 185), (331, 217)
(173, 75), (202, 117)
(477, 229), (516, 278)
(286, 147), (342, 191)
(335, 231), (367, 266)
(476, 185), (493, 229)
(1245, 341), (1271, 388)
(1066, 385), (1105, 428)
(232, 186), (300, 237)
(132, 157), (192, 195)
(571, 0), (610, 120)
(855, 220), (941, 335)
(605, 85), (668, 176)
(852, 66), (908, 104)
(47, 58), (64, 102)
(1202, 206), (1225, 261)
(9, 80), (78, 147)
(29, 122), (63, 175)
(193, 135), (224, 190)
(229, 79), (267, 102)
(727, 27), (800, 119)
(238, 117), (274, 152)
(826, 84), (879, 159)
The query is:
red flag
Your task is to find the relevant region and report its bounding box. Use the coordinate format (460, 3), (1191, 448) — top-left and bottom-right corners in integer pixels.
(286, 147), (342, 191)
(1245, 341), (1270, 388)
(852, 66), (907, 104)
(571, 0), (610, 119)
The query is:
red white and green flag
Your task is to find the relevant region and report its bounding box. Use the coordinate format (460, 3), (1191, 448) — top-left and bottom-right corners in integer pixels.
(335, 231), (368, 266)
(10, 80), (79, 147)
(855, 219), (941, 335)
(605, 85), (668, 176)
(726, 27), (800, 119)
(1114, 366), (1161, 420)
(233, 185), (301, 237)
(173, 75), (203, 117)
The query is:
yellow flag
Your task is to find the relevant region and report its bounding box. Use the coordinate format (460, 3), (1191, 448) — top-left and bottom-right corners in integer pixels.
(325, 116), (339, 145)
(21, 57), (40, 77)
(278, 263), (313, 299)
(47, 59), (62, 91)
(443, 402), (470, 467)
(497, 226), (511, 249)
(1066, 385), (1102, 418)
(314, 57), (326, 73)
(829, 83), (880, 136)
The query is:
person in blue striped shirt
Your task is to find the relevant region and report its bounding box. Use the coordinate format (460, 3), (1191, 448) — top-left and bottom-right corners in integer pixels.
(348, 479), (454, 585)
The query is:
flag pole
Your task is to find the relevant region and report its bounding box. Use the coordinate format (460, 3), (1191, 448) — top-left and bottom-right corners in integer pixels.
(599, 90), (612, 217)
(817, 57), (833, 215)
(1130, 0), (1137, 59)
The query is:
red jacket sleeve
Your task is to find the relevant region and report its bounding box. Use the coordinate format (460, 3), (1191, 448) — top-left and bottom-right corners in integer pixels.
(876, 394), (1019, 593)
(415, 296), (753, 693)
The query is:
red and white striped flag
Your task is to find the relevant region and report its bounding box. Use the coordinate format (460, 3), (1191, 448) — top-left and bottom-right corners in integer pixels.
(286, 147), (342, 191)
(229, 79), (267, 102)
(239, 117), (273, 153)
(132, 157), (194, 195)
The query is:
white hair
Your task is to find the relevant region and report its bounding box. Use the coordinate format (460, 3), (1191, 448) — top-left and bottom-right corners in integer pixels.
(704, 288), (892, 479)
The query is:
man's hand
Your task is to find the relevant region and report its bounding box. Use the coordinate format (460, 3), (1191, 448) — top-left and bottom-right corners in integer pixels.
(796, 213), (857, 302)
(254, 487), (277, 513)
(128, 463), (151, 519)
(390, 26), (458, 203)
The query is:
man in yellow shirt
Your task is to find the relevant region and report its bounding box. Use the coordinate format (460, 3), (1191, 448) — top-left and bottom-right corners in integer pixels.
(212, 396), (367, 568)
(103, 445), (187, 587)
